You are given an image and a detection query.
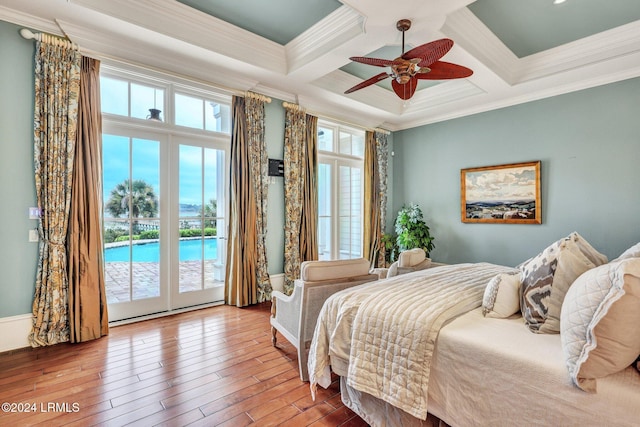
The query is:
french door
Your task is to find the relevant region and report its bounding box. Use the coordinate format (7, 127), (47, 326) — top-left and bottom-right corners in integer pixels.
(103, 127), (227, 321)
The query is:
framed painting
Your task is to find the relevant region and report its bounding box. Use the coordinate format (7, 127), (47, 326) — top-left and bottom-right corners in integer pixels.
(461, 161), (541, 224)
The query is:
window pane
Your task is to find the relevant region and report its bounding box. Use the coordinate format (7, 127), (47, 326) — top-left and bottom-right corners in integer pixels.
(103, 135), (130, 219)
(132, 138), (160, 220)
(100, 77), (128, 116)
(318, 127), (333, 151)
(339, 131), (351, 155)
(131, 83), (164, 120)
(352, 134), (365, 157)
(205, 101), (231, 133)
(179, 145), (203, 217)
(318, 163), (331, 216)
(175, 93), (204, 129)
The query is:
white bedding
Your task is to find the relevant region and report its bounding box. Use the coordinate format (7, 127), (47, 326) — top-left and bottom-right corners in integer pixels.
(342, 308), (640, 426)
(308, 262), (518, 420)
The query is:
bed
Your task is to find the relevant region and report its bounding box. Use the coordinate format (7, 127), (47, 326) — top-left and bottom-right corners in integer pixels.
(307, 235), (640, 427)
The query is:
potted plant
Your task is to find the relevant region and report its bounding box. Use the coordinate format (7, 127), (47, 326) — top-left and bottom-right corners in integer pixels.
(380, 232), (399, 266)
(394, 204), (435, 256)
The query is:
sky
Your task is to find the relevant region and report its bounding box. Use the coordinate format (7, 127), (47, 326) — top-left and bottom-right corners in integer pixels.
(101, 76), (224, 216)
(464, 165), (537, 202)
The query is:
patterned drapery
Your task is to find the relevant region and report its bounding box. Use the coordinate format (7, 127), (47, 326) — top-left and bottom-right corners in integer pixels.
(30, 38), (81, 347)
(245, 93), (272, 302)
(225, 96), (259, 307)
(283, 106), (318, 294)
(375, 131), (389, 267)
(67, 56), (109, 342)
(363, 130), (390, 268)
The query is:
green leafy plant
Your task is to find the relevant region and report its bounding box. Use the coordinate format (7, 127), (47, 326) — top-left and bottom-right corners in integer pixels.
(394, 204), (435, 256)
(381, 232), (399, 266)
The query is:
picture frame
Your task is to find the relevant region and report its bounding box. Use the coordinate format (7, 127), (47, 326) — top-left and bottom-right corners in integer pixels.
(461, 161), (541, 224)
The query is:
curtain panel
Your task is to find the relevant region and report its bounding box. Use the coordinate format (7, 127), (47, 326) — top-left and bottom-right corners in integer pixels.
(30, 39), (81, 347)
(363, 131), (381, 267)
(375, 131), (389, 267)
(300, 114), (318, 263)
(245, 94), (272, 302)
(363, 130), (390, 268)
(225, 96), (259, 307)
(283, 106), (318, 295)
(67, 56), (109, 343)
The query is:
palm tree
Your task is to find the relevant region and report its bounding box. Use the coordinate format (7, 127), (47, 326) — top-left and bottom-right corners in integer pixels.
(106, 179), (159, 220)
(200, 199), (217, 228)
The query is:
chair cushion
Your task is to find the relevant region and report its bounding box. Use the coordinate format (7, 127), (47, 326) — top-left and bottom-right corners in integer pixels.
(398, 248), (427, 268)
(300, 258), (371, 282)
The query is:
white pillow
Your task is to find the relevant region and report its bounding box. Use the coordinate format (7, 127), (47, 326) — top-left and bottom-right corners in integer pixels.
(482, 272), (522, 318)
(560, 258), (640, 392)
(611, 241), (640, 262)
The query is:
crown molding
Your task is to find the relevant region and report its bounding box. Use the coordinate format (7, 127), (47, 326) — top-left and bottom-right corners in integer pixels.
(286, 6), (364, 74)
(0, 5), (63, 35)
(70, 0), (286, 74)
(443, 7), (520, 85)
(518, 20), (640, 83)
(58, 19), (260, 92)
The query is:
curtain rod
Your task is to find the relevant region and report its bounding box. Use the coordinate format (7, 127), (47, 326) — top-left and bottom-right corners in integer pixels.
(20, 28), (78, 50)
(245, 91), (271, 103)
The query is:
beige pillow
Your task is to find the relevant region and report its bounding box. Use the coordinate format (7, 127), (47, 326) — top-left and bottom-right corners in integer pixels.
(560, 258), (640, 392)
(482, 272), (522, 318)
(520, 236), (601, 334)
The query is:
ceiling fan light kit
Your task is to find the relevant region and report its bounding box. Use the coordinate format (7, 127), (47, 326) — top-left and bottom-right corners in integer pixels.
(344, 19), (473, 100)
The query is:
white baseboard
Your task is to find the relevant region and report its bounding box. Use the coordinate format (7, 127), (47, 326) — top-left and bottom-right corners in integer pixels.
(270, 273), (284, 293)
(0, 313), (32, 353)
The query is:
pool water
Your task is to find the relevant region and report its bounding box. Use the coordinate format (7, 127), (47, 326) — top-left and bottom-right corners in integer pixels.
(104, 238), (218, 262)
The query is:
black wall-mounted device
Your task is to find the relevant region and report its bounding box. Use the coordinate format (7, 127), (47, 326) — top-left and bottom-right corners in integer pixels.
(268, 158), (284, 177)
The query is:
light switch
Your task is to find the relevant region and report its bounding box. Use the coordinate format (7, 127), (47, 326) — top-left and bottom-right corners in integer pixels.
(29, 207), (41, 219)
(29, 229), (39, 242)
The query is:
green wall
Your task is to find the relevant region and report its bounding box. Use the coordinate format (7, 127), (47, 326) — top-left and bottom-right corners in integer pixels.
(264, 100), (285, 275)
(392, 77), (640, 267)
(0, 21), (39, 317)
(0, 19), (290, 318)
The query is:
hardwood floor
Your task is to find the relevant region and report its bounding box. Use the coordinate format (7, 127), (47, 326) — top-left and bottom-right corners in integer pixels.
(0, 303), (368, 426)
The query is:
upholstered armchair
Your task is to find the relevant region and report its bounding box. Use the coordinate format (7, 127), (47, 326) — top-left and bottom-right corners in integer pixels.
(270, 258), (378, 381)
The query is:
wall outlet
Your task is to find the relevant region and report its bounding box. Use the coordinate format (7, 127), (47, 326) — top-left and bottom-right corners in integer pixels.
(29, 229), (39, 242)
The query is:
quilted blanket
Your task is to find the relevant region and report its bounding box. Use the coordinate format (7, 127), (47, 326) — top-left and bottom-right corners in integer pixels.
(308, 262), (518, 420)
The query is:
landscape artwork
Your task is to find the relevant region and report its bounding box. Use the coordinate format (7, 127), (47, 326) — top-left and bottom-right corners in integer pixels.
(461, 161), (541, 224)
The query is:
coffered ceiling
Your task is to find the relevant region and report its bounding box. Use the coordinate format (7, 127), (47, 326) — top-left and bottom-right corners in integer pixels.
(1, 0), (639, 131)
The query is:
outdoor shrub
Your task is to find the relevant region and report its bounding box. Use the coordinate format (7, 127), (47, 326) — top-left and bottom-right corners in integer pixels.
(139, 230), (159, 240)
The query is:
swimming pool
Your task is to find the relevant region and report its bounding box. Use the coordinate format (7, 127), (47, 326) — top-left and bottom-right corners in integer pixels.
(104, 238), (218, 262)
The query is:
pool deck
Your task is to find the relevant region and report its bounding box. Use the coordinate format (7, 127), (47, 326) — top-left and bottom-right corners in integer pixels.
(105, 260), (223, 304)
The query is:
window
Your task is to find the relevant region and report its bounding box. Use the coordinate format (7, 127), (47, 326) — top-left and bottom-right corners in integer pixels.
(100, 64), (231, 321)
(317, 122), (365, 260)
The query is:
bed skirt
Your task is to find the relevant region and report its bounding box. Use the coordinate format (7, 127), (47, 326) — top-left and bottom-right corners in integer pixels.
(340, 376), (451, 427)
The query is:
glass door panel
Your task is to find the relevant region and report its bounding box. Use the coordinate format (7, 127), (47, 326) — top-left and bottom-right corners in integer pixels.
(103, 134), (166, 321)
(173, 143), (225, 308)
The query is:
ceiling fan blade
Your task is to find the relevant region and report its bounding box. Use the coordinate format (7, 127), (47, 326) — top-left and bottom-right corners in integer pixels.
(344, 72), (390, 94)
(391, 76), (418, 100)
(402, 38), (453, 67)
(416, 61), (473, 80)
(349, 56), (395, 67)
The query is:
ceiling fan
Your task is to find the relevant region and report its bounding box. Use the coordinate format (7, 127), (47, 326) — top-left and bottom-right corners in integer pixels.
(344, 19), (473, 100)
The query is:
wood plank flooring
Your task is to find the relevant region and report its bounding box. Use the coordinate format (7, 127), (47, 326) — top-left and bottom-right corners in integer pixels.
(0, 303), (368, 426)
